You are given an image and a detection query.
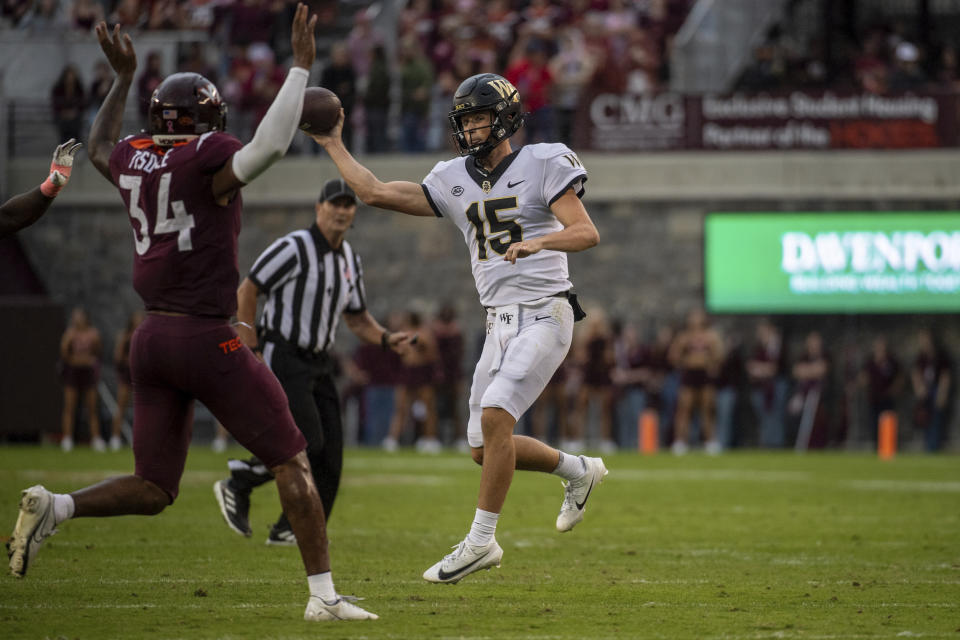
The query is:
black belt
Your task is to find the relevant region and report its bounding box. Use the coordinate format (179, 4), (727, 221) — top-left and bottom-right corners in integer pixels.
(262, 330), (329, 362)
(557, 290), (587, 322)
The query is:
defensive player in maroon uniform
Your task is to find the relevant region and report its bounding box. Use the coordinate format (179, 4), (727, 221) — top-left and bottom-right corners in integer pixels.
(7, 5), (377, 622)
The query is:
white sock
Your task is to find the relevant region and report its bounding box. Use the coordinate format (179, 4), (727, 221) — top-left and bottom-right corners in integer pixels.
(465, 508), (499, 547)
(307, 572), (337, 603)
(552, 452), (586, 481)
(53, 494), (75, 525)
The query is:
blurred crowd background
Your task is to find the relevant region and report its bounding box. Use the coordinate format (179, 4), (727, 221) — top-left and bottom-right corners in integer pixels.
(7, 0), (960, 154)
(2, 0), (958, 454)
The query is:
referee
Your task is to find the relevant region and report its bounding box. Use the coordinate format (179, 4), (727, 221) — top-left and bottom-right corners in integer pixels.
(214, 178), (413, 545)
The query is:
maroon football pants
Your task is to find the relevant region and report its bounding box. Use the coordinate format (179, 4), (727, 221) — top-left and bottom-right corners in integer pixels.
(130, 314), (305, 500)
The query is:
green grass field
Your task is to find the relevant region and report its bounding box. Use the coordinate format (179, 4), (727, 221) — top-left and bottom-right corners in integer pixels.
(1, 446), (957, 639)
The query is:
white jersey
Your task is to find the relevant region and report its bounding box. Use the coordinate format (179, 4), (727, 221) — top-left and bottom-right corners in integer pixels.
(421, 143), (587, 307)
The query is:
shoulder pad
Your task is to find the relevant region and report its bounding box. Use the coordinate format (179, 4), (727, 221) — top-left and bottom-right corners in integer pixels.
(429, 156), (464, 175)
(529, 142), (574, 160)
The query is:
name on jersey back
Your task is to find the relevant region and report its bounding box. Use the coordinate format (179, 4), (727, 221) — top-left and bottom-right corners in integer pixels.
(128, 148), (174, 174)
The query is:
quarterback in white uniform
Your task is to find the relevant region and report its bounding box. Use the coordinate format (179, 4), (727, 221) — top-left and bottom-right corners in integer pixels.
(312, 73), (608, 585)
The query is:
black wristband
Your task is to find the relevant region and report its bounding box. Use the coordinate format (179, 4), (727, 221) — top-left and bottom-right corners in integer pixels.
(380, 330), (391, 350)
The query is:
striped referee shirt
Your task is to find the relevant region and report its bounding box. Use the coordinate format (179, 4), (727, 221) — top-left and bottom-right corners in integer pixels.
(248, 224), (367, 353)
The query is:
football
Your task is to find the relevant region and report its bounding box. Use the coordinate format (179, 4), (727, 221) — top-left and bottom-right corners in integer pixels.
(299, 87), (341, 135)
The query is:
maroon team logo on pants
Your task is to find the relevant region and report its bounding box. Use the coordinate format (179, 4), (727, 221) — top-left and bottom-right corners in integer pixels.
(219, 336), (243, 354)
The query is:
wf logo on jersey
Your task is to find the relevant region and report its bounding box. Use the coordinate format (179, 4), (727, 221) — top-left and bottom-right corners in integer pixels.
(499, 312), (514, 325)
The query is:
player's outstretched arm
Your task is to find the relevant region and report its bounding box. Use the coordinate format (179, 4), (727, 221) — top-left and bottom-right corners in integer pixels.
(503, 188), (599, 263)
(344, 310), (416, 351)
(212, 3), (317, 201)
(0, 139), (82, 239)
(309, 113), (434, 217)
(89, 23), (137, 183)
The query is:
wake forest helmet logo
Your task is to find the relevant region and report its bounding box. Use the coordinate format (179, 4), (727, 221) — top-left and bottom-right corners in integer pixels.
(488, 78), (520, 103)
(481, 180), (492, 194)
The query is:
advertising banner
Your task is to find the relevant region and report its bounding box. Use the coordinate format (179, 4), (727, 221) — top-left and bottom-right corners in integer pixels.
(705, 212), (960, 313)
(576, 90), (688, 151)
(575, 90), (959, 151)
(694, 92), (957, 150)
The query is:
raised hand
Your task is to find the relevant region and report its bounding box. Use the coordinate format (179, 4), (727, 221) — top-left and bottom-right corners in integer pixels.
(41, 138), (83, 197)
(290, 3), (318, 70)
(95, 22), (137, 77)
(308, 109), (345, 147)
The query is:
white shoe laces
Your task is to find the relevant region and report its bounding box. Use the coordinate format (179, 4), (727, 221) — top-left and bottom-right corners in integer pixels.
(444, 540), (468, 563)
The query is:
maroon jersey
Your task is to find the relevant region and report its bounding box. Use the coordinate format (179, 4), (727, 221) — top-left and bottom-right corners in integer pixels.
(109, 132), (244, 317)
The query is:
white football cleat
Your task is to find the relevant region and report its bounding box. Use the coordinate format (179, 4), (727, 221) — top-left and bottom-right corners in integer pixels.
(556, 456), (608, 533)
(304, 595), (378, 621)
(422, 538), (503, 584)
(8, 485), (58, 577)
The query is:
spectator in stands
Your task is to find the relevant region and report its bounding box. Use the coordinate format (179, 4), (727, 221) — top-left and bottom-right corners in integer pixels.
(570, 311), (616, 453)
(109, 0), (146, 28)
(860, 336), (902, 446)
(399, 35), (435, 153)
(485, 0), (520, 56)
(226, 0), (277, 48)
(320, 42), (357, 152)
(51, 64), (86, 144)
(351, 321), (403, 446)
(432, 304), (466, 449)
(178, 42), (218, 84)
(549, 25), (595, 145)
(2, 0), (32, 27)
(855, 28), (890, 94)
(59, 307), (103, 452)
(244, 42), (287, 128)
(747, 319), (788, 448)
(520, 0), (558, 39)
(137, 51), (165, 124)
(347, 8), (385, 82)
(363, 45), (392, 153)
(936, 44), (960, 86)
(147, 0), (185, 30)
(109, 310), (143, 452)
(669, 308), (723, 455)
(506, 38), (555, 144)
(384, 311), (441, 453)
(88, 61), (113, 110)
(19, 0), (69, 31)
(72, 0), (104, 31)
(611, 321), (649, 450)
(648, 323), (678, 448)
(910, 328), (951, 452)
(888, 41), (927, 91)
(789, 330), (831, 450)
(714, 329), (744, 450)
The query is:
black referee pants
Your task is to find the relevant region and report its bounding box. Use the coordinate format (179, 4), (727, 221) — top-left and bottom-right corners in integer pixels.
(232, 339), (343, 526)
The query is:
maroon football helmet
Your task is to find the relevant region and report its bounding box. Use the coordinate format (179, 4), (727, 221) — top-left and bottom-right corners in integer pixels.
(148, 72), (227, 143)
